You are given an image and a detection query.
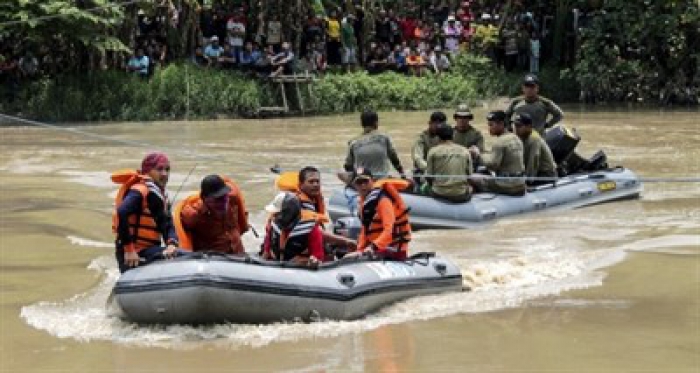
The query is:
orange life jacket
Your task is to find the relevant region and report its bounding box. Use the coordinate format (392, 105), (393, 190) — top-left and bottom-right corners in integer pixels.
(275, 171), (329, 224)
(111, 169), (167, 252)
(173, 176), (248, 251)
(359, 179), (412, 256)
(266, 210), (318, 261)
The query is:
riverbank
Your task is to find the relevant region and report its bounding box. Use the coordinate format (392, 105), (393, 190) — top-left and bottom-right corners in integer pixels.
(0, 55), (581, 123)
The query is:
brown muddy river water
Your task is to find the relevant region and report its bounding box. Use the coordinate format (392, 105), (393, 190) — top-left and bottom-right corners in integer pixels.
(1, 108), (699, 372)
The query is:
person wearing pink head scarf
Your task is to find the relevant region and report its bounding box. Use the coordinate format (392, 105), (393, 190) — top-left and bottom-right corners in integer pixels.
(114, 152), (183, 273)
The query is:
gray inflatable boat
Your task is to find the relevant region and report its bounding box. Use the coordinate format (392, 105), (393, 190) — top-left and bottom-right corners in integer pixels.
(328, 168), (642, 230)
(110, 253), (462, 324)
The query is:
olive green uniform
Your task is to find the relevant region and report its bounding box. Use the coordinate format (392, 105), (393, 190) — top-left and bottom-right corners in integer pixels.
(521, 132), (557, 184)
(453, 126), (485, 152)
(411, 130), (441, 171)
(426, 142), (472, 202)
(478, 132), (526, 195)
(506, 96), (564, 136)
(344, 129), (403, 178)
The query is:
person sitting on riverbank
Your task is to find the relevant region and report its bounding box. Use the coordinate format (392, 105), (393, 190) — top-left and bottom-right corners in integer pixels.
(175, 174), (248, 254)
(112, 152), (183, 273)
(270, 42), (295, 78)
(204, 36), (224, 67)
(345, 168), (411, 261)
(425, 123), (473, 203)
(514, 113), (557, 186)
(468, 110), (527, 196)
(261, 192), (324, 267)
(341, 110), (406, 183)
(126, 48), (149, 78)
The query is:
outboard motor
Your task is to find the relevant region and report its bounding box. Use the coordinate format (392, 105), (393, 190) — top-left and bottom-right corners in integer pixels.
(545, 125), (581, 164)
(546, 125), (608, 175)
(328, 217), (362, 259)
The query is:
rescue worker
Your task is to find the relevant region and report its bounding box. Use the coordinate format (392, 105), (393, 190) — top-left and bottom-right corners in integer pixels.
(425, 123), (473, 203)
(112, 152), (182, 273)
(452, 104), (484, 152)
(176, 174), (248, 254)
(469, 111), (527, 196)
(261, 192), (324, 267)
(296, 167), (357, 250)
(514, 113), (557, 186)
(346, 168), (411, 260)
(506, 74), (564, 136)
(341, 110), (406, 183)
(411, 111), (445, 174)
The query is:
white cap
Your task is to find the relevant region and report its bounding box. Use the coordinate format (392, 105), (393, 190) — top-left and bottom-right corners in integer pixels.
(447, 16), (456, 22)
(265, 192), (289, 213)
(481, 13), (492, 20)
(211, 35), (219, 41)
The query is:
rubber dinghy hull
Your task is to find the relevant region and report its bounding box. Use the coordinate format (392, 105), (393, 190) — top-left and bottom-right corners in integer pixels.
(328, 168), (643, 230)
(111, 254), (462, 324)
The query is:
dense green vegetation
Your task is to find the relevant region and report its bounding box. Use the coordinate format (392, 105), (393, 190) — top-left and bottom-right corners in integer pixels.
(1, 54), (573, 122)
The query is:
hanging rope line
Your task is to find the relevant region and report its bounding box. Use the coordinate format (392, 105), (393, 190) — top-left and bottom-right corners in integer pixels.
(2, 113), (699, 184)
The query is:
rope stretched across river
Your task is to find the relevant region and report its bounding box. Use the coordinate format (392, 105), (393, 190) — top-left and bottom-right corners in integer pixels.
(2, 113), (699, 184)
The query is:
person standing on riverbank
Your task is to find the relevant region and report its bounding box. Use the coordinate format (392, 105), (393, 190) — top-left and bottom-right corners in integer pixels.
(506, 74), (564, 136)
(341, 110), (406, 183)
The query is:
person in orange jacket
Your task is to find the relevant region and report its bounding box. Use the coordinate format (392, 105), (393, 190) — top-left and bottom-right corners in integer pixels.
(176, 174), (248, 254)
(346, 168), (411, 260)
(113, 152), (183, 273)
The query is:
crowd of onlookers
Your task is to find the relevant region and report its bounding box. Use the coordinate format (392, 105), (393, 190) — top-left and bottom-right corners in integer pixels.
(180, 1), (552, 78)
(1, 1), (566, 90)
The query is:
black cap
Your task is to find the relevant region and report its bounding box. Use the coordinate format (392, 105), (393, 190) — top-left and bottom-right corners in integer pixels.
(513, 112), (533, 126)
(200, 175), (231, 198)
(522, 74), (539, 86)
(486, 110), (506, 122)
(435, 123), (454, 140)
(430, 111), (447, 123)
(352, 167), (374, 183)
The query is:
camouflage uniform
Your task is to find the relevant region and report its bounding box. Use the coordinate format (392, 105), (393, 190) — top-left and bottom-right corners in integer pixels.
(506, 96), (564, 136)
(478, 132), (526, 195)
(411, 130), (441, 172)
(521, 132), (557, 184)
(344, 129), (403, 178)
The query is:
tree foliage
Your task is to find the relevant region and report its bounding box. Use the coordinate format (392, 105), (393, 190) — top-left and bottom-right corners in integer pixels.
(0, 0), (131, 67)
(571, 0), (700, 103)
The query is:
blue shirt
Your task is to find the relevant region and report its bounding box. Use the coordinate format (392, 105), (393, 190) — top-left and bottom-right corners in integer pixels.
(204, 45), (223, 58)
(238, 50), (261, 65)
(128, 55), (149, 75)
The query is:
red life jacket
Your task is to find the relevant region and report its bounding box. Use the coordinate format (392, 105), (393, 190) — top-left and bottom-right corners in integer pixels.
(266, 210), (318, 261)
(359, 179), (412, 257)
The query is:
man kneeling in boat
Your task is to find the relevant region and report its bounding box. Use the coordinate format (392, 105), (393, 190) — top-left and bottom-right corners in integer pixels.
(468, 111), (527, 196)
(345, 168), (412, 260)
(277, 167), (357, 253)
(112, 152), (183, 273)
(514, 113), (557, 186)
(425, 123), (473, 203)
(261, 192), (325, 267)
(174, 174), (248, 254)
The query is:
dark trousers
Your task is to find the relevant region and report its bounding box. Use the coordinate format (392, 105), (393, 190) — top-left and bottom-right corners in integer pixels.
(115, 245), (189, 273)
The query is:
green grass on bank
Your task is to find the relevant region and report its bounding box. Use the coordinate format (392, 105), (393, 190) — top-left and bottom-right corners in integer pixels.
(0, 55), (577, 123)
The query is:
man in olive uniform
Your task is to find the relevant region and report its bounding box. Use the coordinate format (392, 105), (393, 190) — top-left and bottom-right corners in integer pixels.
(514, 112), (557, 186)
(469, 110), (526, 196)
(425, 123), (473, 203)
(506, 74), (564, 136)
(341, 110), (405, 183)
(411, 111), (445, 173)
(452, 104), (484, 152)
